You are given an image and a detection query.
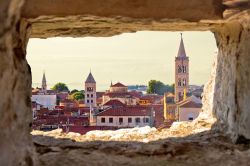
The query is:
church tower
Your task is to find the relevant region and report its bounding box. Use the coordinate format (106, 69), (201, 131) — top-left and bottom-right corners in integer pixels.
(84, 72), (96, 107)
(41, 72), (47, 92)
(175, 34), (189, 102)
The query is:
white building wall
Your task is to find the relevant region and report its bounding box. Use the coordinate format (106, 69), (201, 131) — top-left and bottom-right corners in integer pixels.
(31, 95), (57, 109)
(179, 107), (201, 121)
(96, 116), (151, 128)
(85, 82), (96, 107)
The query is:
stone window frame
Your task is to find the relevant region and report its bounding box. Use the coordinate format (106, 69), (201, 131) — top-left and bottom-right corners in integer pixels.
(183, 79), (186, 86)
(143, 117), (149, 123)
(135, 117), (140, 123)
(119, 117), (123, 124)
(178, 79), (182, 87)
(109, 117), (113, 123)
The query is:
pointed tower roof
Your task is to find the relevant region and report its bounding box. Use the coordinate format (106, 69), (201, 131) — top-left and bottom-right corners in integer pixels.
(177, 33), (187, 58)
(42, 72), (46, 83)
(85, 72), (96, 83)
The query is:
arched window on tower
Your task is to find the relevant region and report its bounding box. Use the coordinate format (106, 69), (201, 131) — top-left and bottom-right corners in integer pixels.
(178, 66), (182, 73)
(183, 79), (186, 86)
(178, 79), (182, 87)
(182, 66), (187, 73)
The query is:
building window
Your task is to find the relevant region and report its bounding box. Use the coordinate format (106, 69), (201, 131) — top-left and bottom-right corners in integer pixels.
(109, 117), (113, 123)
(135, 118), (140, 123)
(87, 100), (89, 103)
(91, 100), (93, 103)
(178, 79), (182, 87)
(91, 94), (93, 97)
(101, 118), (105, 123)
(183, 79), (186, 86)
(182, 66), (187, 73)
(87, 87), (93, 92)
(128, 118), (132, 123)
(178, 92), (182, 100)
(178, 65), (182, 73)
(143, 117), (149, 123)
(188, 113), (194, 121)
(87, 94), (89, 97)
(119, 118), (123, 124)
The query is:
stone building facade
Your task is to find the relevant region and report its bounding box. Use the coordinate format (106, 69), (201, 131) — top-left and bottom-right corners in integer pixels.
(175, 34), (189, 102)
(84, 72), (97, 107)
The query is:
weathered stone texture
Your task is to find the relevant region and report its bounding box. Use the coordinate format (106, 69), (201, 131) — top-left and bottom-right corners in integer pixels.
(22, 0), (224, 20)
(32, 127), (250, 166)
(1, 0), (250, 165)
(0, 0), (34, 165)
(213, 11), (250, 142)
(21, 0), (226, 38)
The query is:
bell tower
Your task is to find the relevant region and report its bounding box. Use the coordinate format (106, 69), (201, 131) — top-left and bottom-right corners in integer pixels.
(175, 34), (189, 102)
(41, 72), (47, 93)
(84, 71), (97, 107)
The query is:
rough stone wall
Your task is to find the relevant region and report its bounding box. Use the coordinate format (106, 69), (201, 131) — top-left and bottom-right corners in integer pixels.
(0, 0), (249, 165)
(212, 10), (250, 143)
(0, 0), (35, 165)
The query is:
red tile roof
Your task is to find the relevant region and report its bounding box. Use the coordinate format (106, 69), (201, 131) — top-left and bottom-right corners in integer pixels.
(111, 82), (127, 87)
(180, 101), (202, 108)
(139, 95), (163, 104)
(103, 100), (125, 107)
(33, 115), (89, 126)
(55, 105), (65, 109)
(96, 97), (103, 104)
(129, 91), (142, 98)
(97, 106), (152, 116)
(78, 100), (85, 104)
(103, 92), (134, 98)
(60, 99), (76, 104)
(96, 92), (105, 98)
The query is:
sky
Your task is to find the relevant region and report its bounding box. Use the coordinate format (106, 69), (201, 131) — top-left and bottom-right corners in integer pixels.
(27, 31), (217, 91)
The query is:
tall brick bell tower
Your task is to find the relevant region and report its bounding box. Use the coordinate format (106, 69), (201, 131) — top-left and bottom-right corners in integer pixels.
(175, 33), (189, 102)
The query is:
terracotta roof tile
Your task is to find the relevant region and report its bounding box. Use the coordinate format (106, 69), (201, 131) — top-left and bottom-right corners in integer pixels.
(103, 100), (125, 107)
(97, 106), (156, 116)
(104, 92), (133, 98)
(111, 82), (127, 87)
(180, 101), (202, 108)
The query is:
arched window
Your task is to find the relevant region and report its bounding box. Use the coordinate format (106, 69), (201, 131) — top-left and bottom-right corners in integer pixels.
(183, 79), (186, 86)
(178, 79), (182, 87)
(178, 66), (182, 73)
(182, 66), (187, 73)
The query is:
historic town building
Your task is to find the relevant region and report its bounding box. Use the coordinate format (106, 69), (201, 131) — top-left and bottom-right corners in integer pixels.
(175, 34), (189, 102)
(102, 82), (138, 105)
(84, 72), (97, 107)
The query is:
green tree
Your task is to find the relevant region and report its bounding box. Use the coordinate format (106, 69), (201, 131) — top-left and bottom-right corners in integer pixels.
(71, 92), (84, 101)
(147, 80), (174, 95)
(52, 82), (69, 92)
(70, 89), (79, 94)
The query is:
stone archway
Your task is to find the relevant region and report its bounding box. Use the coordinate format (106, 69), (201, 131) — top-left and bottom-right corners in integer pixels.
(0, 0), (250, 165)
